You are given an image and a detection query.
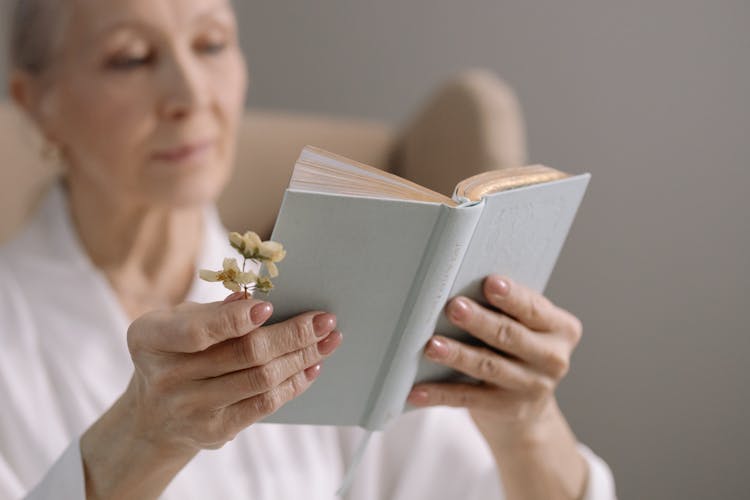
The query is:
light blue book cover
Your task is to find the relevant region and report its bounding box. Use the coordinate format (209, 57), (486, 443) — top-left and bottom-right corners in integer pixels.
(264, 147), (590, 430)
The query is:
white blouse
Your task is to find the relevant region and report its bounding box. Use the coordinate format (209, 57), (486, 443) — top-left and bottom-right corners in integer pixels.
(0, 183), (616, 499)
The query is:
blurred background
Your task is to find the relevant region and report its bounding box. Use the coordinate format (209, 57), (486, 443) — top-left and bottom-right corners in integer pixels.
(2, 0), (749, 497)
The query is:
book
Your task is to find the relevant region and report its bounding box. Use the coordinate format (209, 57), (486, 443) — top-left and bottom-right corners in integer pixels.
(264, 146), (590, 431)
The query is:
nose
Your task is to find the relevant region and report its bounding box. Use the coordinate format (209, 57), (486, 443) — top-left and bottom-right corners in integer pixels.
(159, 51), (207, 121)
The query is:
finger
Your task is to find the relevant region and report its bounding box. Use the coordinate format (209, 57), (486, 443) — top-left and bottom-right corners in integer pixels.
(423, 336), (539, 390)
(190, 311), (338, 376)
(195, 330), (342, 407)
(444, 297), (570, 375)
(222, 367), (321, 435)
(223, 291), (248, 303)
(407, 382), (506, 411)
(129, 298), (274, 354)
(483, 275), (569, 332)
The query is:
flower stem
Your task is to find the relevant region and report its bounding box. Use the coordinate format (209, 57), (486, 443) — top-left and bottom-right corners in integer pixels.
(242, 258), (248, 300)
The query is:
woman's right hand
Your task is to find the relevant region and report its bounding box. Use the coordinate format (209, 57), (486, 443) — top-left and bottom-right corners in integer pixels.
(125, 292), (341, 452)
(81, 293), (341, 499)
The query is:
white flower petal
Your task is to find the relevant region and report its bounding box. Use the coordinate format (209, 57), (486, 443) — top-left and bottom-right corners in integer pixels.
(244, 231), (262, 252)
(223, 280), (241, 292)
(229, 232), (245, 249)
(259, 241), (285, 261)
(266, 261), (278, 278)
(199, 269), (221, 282)
(255, 277), (273, 293)
(236, 271), (257, 284)
(223, 258), (240, 272)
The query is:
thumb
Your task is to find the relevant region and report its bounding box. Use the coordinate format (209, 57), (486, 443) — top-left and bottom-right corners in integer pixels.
(223, 291), (250, 304)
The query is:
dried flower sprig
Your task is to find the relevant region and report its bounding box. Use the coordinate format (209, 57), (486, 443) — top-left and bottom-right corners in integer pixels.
(199, 231), (286, 298)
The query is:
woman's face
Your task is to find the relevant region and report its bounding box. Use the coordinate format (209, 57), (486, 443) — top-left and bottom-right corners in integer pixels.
(25, 0), (248, 207)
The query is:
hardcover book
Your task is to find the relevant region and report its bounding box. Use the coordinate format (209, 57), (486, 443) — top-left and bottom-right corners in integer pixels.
(264, 146), (590, 431)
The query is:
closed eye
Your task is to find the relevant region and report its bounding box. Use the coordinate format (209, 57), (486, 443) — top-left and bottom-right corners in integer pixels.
(106, 52), (156, 71)
(196, 40), (228, 56)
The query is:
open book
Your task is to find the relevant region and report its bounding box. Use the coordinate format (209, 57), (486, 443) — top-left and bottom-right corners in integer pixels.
(264, 146), (590, 431)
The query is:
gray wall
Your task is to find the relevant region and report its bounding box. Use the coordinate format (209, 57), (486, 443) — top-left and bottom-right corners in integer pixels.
(3, 1), (749, 498)
(234, 1), (749, 498)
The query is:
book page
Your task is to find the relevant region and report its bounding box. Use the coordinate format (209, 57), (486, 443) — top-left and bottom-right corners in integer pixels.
(291, 146), (456, 206)
(453, 165), (570, 203)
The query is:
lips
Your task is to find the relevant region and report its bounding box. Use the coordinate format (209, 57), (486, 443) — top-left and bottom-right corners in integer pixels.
(152, 139), (215, 163)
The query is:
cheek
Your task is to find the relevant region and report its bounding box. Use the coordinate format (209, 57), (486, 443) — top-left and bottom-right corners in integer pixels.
(56, 76), (156, 180)
(213, 53), (248, 140)
(221, 50), (249, 108)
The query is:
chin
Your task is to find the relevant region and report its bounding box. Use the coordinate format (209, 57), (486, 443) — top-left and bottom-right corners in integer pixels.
(142, 161), (231, 209)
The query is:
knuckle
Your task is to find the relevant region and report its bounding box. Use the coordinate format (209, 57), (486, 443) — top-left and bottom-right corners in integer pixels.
(233, 335), (257, 366)
(246, 334), (269, 364)
(219, 407), (256, 444)
(288, 372), (309, 399)
(253, 391), (281, 416)
(567, 316), (583, 344)
(476, 356), (502, 381)
(207, 412), (235, 448)
(528, 296), (547, 324)
(494, 320), (515, 349)
(255, 364), (281, 389)
(446, 343), (464, 365)
(292, 315), (315, 343)
(220, 309), (244, 340)
(529, 376), (554, 395)
(127, 311), (165, 352)
(544, 350), (569, 378)
(302, 344), (322, 366)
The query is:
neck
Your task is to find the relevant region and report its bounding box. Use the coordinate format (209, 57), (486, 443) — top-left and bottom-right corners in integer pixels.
(65, 178), (205, 319)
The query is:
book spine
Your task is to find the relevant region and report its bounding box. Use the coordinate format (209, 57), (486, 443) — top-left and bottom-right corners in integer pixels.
(362, 201), (485, 430)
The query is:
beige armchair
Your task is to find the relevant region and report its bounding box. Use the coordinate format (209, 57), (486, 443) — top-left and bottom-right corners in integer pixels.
(0, 69), (526, 243)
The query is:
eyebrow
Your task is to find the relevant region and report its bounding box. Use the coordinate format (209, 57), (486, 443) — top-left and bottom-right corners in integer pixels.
(85, 2), (235, 45)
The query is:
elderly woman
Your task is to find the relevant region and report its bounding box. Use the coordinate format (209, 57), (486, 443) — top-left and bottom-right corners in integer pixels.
(0, 0), (615, 498)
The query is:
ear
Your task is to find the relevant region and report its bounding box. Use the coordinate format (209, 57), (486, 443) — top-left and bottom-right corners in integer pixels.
(10, 69), (37, 117)
(9, 69), (60, 144)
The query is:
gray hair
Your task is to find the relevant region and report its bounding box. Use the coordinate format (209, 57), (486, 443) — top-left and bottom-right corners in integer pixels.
(9, 0), (68, 75)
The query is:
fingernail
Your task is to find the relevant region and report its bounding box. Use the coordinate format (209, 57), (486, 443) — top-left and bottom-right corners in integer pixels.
(448, 297), (470, 322)
(313, 313), (336, 337)
(250, 302), (273, 324)
(408, 388), (429, 406)
(305, 363), (322, 381)
(425, 337), (450, 359)
(488, 277), (510, 297)
(317, 331), (342, 355)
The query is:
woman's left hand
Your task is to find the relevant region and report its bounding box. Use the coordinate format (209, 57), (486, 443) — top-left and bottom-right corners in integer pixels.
(408, 274), (583, 448)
